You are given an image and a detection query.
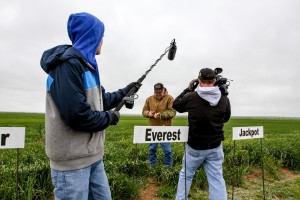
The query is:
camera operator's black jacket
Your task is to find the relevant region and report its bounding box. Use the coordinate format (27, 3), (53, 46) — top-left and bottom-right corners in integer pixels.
(173, 88), (231, 150)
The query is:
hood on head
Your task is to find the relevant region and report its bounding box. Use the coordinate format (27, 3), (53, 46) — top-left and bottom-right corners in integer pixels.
(67, 12), (105, 71)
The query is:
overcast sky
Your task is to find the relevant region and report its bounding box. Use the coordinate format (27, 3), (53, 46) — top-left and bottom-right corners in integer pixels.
(1, 0), (300, 117)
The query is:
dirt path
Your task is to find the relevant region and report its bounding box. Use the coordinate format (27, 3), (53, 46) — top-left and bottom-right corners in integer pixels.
(136, 178), (159, 200)
(231, 168), (300, 200)
(49, 168), (299, 199)
(279, 168), (300, 179)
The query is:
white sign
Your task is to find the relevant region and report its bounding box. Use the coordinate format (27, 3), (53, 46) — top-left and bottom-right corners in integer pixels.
(133, 126), (189, 144)
(232, 126), (264, 140)
(0, 127), (25, 149)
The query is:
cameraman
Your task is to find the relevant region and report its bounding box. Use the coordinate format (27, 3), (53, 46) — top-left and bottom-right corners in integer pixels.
(173, 68), (231, 200)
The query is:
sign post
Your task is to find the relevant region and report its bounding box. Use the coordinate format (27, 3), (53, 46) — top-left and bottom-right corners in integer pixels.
(133, 126), (189, 199)
(0, 127), (25, 200)
(232, 126), (265, 200)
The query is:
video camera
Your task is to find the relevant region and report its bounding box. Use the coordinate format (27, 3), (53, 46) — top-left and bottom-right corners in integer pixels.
(214, 68), (231, 96)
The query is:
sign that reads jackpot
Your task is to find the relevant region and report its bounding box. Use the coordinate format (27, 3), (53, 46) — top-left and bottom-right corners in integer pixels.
(133, 126), (189, 144)
(0, 127), (25, 149)
(232, 126), (264, 140)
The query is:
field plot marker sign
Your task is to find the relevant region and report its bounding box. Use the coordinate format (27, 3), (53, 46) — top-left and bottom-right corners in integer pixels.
(0, 127), (25, 149)
(0, 127), (25, 200)
(133, 126), (188, 144)
(232, 126), (264, 140)
(231, 126), (265, 200)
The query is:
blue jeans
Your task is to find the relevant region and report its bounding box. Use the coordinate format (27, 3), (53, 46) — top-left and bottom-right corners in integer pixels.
(51, 160), (112, 200)
(176, 144), (227, 200)
(149, 143), (172, 167)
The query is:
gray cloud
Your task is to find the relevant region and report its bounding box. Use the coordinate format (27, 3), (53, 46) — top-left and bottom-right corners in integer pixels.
(1, 0), (300, 117)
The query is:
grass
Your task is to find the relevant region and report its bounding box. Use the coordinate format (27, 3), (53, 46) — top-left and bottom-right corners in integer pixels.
(0, 113), (300, 199)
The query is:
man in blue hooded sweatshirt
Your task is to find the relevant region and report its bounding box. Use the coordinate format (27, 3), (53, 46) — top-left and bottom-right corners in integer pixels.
(172, 68), (231, 200)
(40, 12), (137, 200)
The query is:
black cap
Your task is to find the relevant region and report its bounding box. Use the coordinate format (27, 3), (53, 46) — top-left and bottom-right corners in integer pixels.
(198, 68), (215, 81)
(154, 83), (164, 92)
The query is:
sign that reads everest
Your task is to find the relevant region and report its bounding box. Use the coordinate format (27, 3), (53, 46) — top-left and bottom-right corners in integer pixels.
(133, 126), (188, 144)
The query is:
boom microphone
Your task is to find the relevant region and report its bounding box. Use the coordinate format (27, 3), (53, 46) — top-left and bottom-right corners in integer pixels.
(115, 39), (177, 111)
(168, 39), (177, 60)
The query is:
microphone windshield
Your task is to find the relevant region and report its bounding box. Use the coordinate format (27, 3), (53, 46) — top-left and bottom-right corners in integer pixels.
(168, 39), (177, 60)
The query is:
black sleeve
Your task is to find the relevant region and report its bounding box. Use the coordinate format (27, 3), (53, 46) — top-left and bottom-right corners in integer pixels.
(224, 97), (231, 123)
(172, 88), (191, 113)
(101, 86), (128, 111)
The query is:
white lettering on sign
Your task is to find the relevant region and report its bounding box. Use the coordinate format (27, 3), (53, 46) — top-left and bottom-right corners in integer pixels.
(133, 126), (189, 144)
(232, 126), (264, 140)
(0, 127), (25, 149)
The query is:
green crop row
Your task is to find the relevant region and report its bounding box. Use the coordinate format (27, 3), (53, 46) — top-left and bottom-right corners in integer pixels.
(0, 113), (300, 199)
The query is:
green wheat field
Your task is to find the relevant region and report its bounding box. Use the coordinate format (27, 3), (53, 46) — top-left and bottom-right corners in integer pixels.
(0, 112), (299, 200)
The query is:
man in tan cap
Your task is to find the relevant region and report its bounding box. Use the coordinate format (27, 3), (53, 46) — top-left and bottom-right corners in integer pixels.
(142, 83), (176, 167)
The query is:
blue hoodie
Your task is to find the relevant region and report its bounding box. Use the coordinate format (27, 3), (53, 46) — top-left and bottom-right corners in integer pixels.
(40, 13), (129, 171)
(68, 12), (104, 72)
